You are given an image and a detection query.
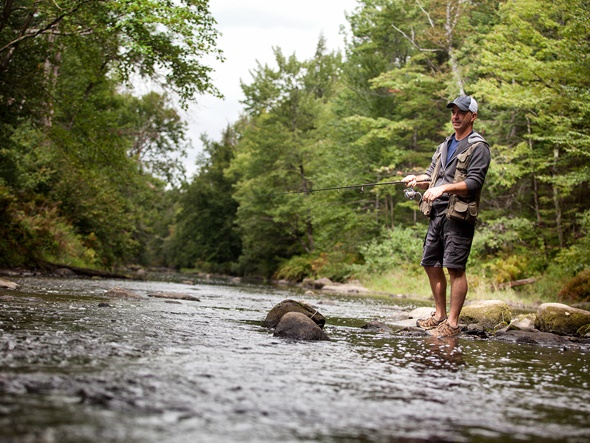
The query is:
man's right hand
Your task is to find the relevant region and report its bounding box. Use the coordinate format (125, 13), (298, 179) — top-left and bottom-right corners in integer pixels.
(402, 175), (417, 187)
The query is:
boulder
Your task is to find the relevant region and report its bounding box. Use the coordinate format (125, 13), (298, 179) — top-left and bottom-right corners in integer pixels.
(104, 287), (143, 299)
(460, 300), (512, 330)
(302, 278), (330, 290)
(535, 303), (590, 336)
(273, 312), (330, 341)
(315, 277), (333, 287)
(263, 299), (325, 329)
(54, 268), (76, 277)
(506, 314), (537, 332)
(0, 278), (19, 290)
(321, 282), (369, 295)
(408, 307), (436, 321)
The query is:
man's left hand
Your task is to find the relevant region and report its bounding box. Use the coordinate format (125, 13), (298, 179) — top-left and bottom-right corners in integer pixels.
(422, 185), (447, 202)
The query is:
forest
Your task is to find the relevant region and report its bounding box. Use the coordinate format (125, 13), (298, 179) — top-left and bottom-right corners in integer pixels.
(1, 0), (589, 303)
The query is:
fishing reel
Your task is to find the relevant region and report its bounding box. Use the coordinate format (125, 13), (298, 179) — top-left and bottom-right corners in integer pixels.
(403, 188), (422, 201)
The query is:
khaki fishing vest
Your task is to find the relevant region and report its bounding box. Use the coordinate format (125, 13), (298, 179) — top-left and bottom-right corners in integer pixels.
(419, 142), (482, 225)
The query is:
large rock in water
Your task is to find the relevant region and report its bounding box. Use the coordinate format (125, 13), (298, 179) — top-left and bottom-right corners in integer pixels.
(535, 303), (590, 336)
(263, 299), (325, 329)
(273, 312), (330, 341)
(459, 300), (512, 330)
(0, 278), (19, 290)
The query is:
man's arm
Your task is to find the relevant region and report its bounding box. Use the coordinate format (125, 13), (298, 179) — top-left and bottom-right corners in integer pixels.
(421, 181), (468, 203)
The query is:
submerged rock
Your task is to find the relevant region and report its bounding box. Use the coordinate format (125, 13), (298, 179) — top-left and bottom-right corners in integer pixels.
(263, 299), (325, 329)
(273, 312), (330, 341)
(494, 330), (571, 347)
(147, 292), (200, 301)
(535, 303), (590, 336)
(361, 321), (393, 334)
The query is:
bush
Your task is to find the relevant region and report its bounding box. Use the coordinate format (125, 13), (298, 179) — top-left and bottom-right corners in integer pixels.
(558, 268), (590, 304)
(274, 255), (313, 282)
(354, 226), (424, 276)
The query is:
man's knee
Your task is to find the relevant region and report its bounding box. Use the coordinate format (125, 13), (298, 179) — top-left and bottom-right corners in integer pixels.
(448, 267), (466, 280)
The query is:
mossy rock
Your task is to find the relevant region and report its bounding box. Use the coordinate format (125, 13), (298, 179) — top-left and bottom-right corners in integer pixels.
(535, 303), (590, 336)
(460, 300), (512, 330)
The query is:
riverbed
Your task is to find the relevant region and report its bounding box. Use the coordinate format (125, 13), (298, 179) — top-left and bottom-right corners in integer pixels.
(0, 276), (589, 442)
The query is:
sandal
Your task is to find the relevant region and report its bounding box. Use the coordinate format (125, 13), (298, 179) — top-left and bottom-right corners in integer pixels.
(416, 312), (447, 330)
(428, 320), (461, 338)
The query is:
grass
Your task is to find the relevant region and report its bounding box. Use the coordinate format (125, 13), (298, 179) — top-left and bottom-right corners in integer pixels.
(358, 267), (560, 311)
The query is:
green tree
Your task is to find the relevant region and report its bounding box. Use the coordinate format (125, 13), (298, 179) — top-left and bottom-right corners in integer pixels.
(229, 41), (343, 277)
(167, 127), (241, 273)
(476, 0), (590, 253)
(0, 0), (221, 268)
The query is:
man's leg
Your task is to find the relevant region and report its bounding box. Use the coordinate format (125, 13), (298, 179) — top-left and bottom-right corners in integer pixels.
(447, 268), (468, 328)
(424, 266), (447, 321)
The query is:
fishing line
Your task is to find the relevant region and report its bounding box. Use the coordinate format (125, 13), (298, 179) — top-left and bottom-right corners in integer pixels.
(254, 180), (429, 199)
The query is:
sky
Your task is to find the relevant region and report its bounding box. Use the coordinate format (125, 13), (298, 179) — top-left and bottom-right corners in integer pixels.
(182, 0), (359, 176)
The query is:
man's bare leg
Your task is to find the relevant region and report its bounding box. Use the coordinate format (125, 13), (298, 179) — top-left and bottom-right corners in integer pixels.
(447, 268), (468, 328)
(424, 266), (448, 321)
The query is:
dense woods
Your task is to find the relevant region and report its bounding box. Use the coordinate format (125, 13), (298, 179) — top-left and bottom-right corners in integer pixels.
(1, 0), (589, 302)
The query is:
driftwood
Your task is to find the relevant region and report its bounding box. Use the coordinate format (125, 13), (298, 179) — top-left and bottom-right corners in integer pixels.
(36, 260), (134, 280)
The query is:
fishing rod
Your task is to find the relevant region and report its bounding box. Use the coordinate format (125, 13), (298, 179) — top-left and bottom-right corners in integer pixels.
(256, 180), (429, 199)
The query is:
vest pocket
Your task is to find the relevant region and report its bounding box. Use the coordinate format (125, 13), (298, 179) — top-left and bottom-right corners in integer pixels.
(446, 194), (478, 225)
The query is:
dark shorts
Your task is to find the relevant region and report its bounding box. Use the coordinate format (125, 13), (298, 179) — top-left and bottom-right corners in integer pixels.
(421, 209), (475, 270)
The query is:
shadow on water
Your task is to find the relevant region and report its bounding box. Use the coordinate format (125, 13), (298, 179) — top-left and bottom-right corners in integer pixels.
(0, 277), (589, 443)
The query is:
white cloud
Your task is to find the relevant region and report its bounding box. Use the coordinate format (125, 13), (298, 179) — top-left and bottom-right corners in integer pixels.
(214, 8), (313, 30)
(183, 0), (358, 177)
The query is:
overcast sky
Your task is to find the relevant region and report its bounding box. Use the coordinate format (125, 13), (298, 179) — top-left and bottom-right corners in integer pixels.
(182, 0), (359, 176)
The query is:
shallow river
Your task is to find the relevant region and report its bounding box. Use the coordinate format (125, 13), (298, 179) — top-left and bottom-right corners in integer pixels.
(0, 276), (589, 443)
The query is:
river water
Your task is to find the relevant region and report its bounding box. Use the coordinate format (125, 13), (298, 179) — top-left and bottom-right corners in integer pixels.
(0, 276), (589, 443)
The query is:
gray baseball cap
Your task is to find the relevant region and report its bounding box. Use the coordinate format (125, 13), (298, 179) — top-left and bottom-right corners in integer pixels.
(447, 95), (478, 113)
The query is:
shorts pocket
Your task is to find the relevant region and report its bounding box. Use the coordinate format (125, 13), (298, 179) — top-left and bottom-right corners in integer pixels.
(444, 235), (473, 267)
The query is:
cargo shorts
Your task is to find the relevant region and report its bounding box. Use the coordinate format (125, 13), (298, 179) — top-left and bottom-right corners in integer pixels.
(421, 207), (475, 270)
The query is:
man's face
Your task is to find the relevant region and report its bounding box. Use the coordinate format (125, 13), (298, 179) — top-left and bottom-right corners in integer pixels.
(450, 106), (476, 133)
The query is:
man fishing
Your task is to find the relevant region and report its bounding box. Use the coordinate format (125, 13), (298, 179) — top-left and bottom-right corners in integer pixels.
(402, 95), (491, 338)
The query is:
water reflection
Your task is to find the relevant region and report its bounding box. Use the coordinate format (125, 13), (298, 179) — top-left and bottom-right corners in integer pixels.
(420, 336), (465, 370)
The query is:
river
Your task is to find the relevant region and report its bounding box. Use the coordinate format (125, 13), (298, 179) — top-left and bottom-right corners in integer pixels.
(0, 275), (589, 443)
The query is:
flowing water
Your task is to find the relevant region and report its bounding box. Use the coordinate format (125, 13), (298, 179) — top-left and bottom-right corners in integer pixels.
(0, 276), (589, 443)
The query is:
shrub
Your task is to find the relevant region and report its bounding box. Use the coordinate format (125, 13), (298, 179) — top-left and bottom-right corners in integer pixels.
(355, 226), (424, 276)
(558, 268), (590, 304)
(274, 255), (313, 282)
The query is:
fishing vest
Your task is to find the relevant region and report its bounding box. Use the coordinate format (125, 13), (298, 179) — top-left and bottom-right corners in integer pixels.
(419, 141), (483, 225)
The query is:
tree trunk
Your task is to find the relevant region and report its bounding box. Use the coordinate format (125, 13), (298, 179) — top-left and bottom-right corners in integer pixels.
(526, 116), (541, 226)
(552, 147), (564, 248)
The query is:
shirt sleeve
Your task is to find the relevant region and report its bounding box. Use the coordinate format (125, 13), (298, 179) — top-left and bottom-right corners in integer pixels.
(464, 143), (492, 193)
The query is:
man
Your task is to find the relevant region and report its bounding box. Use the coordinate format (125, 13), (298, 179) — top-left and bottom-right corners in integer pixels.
(402, 95), (491, 338)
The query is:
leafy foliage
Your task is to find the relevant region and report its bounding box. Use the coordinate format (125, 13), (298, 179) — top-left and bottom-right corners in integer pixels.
(0, 0), (220, 268)
(2, 0), (589, 303)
